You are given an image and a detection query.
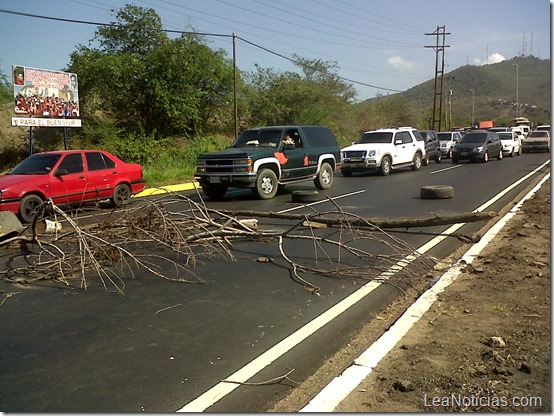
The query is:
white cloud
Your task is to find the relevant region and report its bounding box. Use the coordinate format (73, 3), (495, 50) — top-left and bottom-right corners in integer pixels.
(474, 53), (506, 66)
(387, 56), (415, 69)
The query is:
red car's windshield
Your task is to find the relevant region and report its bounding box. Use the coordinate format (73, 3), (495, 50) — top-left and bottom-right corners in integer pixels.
(10, 154), (62, 175)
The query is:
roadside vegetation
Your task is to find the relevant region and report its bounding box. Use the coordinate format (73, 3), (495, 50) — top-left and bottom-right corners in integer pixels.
(0, 4), (550, 187)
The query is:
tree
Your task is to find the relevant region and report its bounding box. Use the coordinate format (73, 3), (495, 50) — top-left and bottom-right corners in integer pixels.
(67, 5), (236, 140)
(0, 66), (11, 104)
(94, 5), (167, 56)
(243, 57), (357, 132)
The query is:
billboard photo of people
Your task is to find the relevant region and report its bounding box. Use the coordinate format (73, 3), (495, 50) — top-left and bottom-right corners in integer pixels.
(13, 65), (80, 118)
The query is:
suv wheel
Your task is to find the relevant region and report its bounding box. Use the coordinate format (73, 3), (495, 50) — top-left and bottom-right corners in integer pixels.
(497, 150), (503, 160)
(422, 153), (430, 166)
(411, 152), (422, 171)
(482, 151), (489, 163)
(378, 156), (391, 176)
(253, 168), (278, 199)
(314, 162), (333, 190)
(202, 185), (228, 200)
(435, 152), (442, 163)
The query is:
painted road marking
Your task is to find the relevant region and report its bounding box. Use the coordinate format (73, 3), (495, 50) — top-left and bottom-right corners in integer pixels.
(177, 160), (549, 412)
(301, 169), (550, 411)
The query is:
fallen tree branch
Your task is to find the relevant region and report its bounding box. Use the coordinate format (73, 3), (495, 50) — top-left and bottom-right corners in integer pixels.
(213, 209), (497, 229)
(223, 369), (298, 386)
(0, 193), (495, 293)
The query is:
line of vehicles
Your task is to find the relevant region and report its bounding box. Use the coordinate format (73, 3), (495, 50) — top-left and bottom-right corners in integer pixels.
(195, 119), (550, 202)
(0, 119), (549, 224)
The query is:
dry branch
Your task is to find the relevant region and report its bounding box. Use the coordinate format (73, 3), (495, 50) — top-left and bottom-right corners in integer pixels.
(213, 208), (497, 229)
(0, 193), (497, 293)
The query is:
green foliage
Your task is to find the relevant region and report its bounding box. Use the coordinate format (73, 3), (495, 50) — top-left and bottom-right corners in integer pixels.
(401, 56), (550, 128)
(142, 135), (232, 187)
(0, 65), (12, 104)
(68, 6), (235, 140)
(102, 128), (164, 165)
(93, 4), (167, 56)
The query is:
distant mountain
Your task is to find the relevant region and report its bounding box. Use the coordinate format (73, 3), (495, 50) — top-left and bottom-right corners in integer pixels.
(373, 56), (550, 128)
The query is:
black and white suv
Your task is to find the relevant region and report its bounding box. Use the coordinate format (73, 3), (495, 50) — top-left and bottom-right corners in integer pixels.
(340, 127), (426, 176)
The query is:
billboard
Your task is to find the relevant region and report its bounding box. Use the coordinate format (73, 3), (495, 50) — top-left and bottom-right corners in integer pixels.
(12, 65), (81, 127)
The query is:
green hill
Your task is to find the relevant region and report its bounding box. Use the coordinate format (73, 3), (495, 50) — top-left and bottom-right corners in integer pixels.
(397, 55), (550, 128)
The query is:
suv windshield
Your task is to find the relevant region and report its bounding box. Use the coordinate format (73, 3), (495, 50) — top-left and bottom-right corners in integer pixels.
(233, 129), (282, 147)
(438, 133), (453, 141)
(10, 154), (62, 175)
(358, 132), (393, 144)
(460, 133), (487, 144)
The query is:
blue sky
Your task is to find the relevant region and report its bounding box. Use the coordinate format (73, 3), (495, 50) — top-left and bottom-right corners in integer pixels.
(0, 0), (550, 101)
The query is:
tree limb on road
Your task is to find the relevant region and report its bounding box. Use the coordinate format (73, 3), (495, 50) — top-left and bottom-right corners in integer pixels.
(212, 208), (497, 229)
(0, 193), (496, 294)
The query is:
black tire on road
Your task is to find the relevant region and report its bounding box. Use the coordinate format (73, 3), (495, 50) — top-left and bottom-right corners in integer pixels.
(420, 185), (454, 200)
(291, 190), (319, 203)
(497, 150), (503, 160)
(422, 154), (430, 166)
(435, 152), (442, 163)
(341, 169), (353, 177)
(202, 185), (228, 200)
(314, 162), (334, 190)
(19, 194), (44, 223)
(252, 168), (278, 199)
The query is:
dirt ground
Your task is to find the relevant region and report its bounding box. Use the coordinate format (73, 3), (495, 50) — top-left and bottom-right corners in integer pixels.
(271, 178), (550, 412)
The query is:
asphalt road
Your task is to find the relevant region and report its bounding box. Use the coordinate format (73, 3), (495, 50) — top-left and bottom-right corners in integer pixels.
(0, 152), (549, 412)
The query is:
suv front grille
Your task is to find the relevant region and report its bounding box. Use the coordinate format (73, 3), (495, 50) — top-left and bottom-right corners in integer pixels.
(343, 150), (366, 158)
(204, 160), (235, 173)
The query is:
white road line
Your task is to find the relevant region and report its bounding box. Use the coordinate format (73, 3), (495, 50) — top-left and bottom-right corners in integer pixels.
(430, 164), (463, 174)
(277, 189), (365, 213)
(176, 162), (549, 412)
(300, 169), (550, 412)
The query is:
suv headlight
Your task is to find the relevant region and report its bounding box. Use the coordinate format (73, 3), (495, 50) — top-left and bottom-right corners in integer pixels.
(368, 150), (376, 157)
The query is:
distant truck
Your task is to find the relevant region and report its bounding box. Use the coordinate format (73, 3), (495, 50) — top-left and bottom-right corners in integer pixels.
(478, 120), (495, 129)
(512, 117), (531, 137)
(195, 125), (341, 200)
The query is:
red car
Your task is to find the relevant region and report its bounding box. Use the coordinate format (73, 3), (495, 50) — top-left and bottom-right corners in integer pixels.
(0, 150), (146, 223)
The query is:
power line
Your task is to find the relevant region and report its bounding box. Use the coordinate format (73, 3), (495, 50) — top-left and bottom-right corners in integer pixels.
(0, 8), (231, 38)
(236, 36), (402, 92)
(0, 7), (403, 93)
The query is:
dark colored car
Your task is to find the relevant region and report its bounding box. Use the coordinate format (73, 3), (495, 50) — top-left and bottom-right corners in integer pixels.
(0, 150), (146, 223)
(195, 125), (340, 199)
(416, 130), (442, 165)
(451, 130), (503, 163)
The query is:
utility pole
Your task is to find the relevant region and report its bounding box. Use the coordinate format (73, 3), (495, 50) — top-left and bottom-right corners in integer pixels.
(425, 26), (450, 132)
(513, 63), (519, 118)
(233, 33), (238, 139)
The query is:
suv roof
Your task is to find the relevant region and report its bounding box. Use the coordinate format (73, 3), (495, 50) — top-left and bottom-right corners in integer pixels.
(364, 126), (416, 133)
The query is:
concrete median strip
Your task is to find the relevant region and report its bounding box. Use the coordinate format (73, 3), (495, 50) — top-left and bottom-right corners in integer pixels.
(299, 172), (550, 412)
